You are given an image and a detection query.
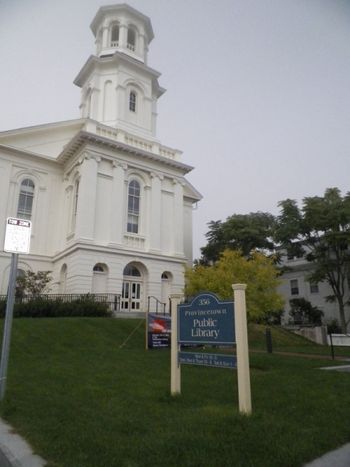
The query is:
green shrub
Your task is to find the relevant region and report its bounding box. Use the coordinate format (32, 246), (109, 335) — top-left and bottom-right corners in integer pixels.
(0, 297), (112, 318)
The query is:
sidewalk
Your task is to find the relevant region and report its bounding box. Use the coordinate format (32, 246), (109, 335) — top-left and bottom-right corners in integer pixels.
(305, 443), (350, 467)
(0, 418), (45, 467)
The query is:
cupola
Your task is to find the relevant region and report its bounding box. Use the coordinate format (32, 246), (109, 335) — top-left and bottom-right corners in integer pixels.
(74, 4), (164, 138)
(90, 4), (154, 64)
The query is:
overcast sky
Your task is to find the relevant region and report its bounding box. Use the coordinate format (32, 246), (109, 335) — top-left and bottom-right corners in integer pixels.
(0, 0), (349, 259)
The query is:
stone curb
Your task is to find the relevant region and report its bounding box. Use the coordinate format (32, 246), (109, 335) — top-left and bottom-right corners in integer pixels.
(0, 418), (46, 467)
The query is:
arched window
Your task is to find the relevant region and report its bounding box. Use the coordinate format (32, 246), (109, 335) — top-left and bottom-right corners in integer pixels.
(129, 91), (136, 112)
(127, 28), (136, 51)
(111, 24), (119, 46)
(92, 264), (108, 294)
(59, 264), (67, 294)
(93, 264), (105, 273)
(17, 178), (35, 219)
(123, 265), (141, 277)
(127, 180), (140, 234)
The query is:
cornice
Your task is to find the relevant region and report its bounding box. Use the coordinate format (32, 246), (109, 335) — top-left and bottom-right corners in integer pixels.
(74, 52), (163, 89)
(52, 241), (187, 264)
(57, 130), (194, 173)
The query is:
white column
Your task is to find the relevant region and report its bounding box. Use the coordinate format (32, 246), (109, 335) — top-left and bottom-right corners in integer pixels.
(110, 161), (127, 245)
(102, 25), (109, 49)
(173, 179), (184, 256)
(139, 33), (145, 60)
(232, 284), (252, 415)
(75, 155), (99, 241)
(149, 173), (162, 252)
(170, 293), (182, 395)
(119, 23), (127, 50)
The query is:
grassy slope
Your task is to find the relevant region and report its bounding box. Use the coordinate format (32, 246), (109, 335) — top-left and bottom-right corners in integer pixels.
(0, 318), (349, 467)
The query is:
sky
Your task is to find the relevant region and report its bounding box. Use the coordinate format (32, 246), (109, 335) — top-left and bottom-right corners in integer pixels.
(0, 0), (349, 259)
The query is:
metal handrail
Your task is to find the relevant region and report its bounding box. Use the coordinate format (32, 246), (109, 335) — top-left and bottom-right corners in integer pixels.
(147, 296), (166, 315)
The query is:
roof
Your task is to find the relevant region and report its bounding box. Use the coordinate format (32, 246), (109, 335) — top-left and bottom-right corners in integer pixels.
(90, 4), (154, 42)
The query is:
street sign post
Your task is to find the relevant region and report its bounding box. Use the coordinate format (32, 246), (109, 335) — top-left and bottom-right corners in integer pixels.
(0, 218), (32, 400)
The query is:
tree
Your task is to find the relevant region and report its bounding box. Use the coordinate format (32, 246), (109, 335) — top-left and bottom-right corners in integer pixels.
(16, 270), (52, 298)
(275, 187), (350, 333)
(289, 298), (324, 325)
(185, 249), (284, 322)
(200, 212), (276, 264)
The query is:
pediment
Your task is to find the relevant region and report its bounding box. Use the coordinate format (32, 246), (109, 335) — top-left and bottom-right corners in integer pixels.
(0, 119), (86, 159)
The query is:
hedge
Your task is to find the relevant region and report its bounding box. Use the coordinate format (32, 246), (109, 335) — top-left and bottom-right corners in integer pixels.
(0, 296), (112, 318)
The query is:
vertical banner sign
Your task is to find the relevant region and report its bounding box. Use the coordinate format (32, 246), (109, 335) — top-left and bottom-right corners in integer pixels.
(147, 313), (171, 348)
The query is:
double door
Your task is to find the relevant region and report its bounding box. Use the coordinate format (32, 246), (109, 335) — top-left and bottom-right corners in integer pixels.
(121, 281), (141, 311)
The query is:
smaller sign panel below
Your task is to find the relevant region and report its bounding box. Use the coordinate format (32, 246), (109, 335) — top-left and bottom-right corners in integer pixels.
(4, 218), (32, 254)
(178, 352), (237, 369)
(148, 333), (171, 348)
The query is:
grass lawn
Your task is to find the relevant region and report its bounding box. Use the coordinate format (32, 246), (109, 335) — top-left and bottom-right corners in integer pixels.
(0, 318), (350, 467)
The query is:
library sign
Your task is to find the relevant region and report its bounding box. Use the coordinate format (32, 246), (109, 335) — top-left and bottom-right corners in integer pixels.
(170, 287), (252, 415)
(179, 293), (235, 347)
(178, 293), (236, 370)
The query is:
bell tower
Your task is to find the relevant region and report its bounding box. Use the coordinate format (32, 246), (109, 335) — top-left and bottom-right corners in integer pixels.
(74, 4), (165, 139)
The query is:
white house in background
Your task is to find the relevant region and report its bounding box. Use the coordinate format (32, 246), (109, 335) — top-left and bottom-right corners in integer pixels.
(278, 252), (349, 327)
(0, 4), (201, 312)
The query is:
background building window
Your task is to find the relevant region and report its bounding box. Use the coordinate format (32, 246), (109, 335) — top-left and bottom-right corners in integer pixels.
(310, 283), (319, 294)
(290, 279), (299, 296)
(17, 178), (35, 219)
(129, 91), (136, 112)
(127, 180), (140, 233)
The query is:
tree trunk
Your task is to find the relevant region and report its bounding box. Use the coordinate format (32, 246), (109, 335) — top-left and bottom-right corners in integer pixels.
(337, 300), (348, 334)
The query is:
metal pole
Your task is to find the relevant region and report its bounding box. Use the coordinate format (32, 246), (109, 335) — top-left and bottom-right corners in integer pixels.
(0, 253), (18, 400)
(266, 327), (273, 353)
(329, 332), (335, 360)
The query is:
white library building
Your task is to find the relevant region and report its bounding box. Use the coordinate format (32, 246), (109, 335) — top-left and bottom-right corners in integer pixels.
(0, 4), (201, 313)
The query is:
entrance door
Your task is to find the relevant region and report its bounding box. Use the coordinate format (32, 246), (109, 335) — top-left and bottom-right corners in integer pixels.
(121, 281), (141, 311)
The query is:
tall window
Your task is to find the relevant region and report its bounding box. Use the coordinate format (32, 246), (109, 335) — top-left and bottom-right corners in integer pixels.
(73, 180), (79, 218)
(290, 279), (299, 296)
(17, 178), (35, 219)
(111, 24), (119, 46)
(129, 91), (136, 112)
(127, 180), (140, 234)
(127, 28), (136, 51)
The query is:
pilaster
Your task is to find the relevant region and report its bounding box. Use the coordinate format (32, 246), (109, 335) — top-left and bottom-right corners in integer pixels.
(110, 161), (127, 245)
(149, 172), (163, 252)
(75, 154), (100, 241)
(173, 179), (184, 255)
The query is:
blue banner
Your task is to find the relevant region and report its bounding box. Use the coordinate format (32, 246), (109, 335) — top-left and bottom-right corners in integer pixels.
(178, 293), (235, 345)
(148, 313), (171, 349)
